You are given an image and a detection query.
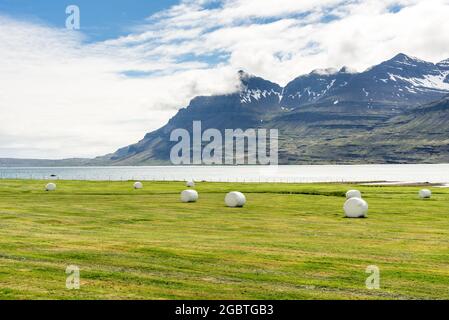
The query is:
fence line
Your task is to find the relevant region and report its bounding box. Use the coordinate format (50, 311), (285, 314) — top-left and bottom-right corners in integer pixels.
(0, 174), (384, 184)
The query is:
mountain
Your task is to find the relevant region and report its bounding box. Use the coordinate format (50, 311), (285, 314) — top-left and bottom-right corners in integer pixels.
(96, 53), (449, 165)
(281, 66), (356, 109)
(2, 53), (449, 166)
(238, 70), (283, 110)
(281, 53), (449, 112)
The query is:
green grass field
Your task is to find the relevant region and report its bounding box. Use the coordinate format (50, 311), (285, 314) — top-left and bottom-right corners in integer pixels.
(0, 179), (448, 300)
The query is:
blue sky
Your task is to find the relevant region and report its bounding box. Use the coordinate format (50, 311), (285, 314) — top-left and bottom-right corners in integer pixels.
(1, 0), (449, 159)
(0, 0), (179, 41)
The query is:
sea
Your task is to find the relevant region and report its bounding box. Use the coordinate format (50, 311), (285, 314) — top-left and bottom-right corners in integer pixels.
(1, 164), (449, 184)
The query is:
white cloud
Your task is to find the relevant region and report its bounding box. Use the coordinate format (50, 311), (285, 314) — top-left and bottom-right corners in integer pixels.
(0, 15), (240, 158)
(1, 0), (449, 158)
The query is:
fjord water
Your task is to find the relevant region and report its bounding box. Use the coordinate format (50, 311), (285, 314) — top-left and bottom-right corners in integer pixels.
(1, 164), (449, 184)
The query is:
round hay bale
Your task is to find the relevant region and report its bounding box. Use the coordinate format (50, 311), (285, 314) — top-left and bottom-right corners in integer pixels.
(225, 191), (246, 208)
(419, 189), (432, 199)
(186, 180), (195, 188)
(133, 181), (143, 189)
(344, 197), (368, 218)
(181, 189), (198, 203)
(346, 189), (362, 199)
(45, 183), (56, 192)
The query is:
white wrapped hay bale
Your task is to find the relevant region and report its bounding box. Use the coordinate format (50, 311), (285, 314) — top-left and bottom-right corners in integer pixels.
(225, 191), (246, 208)
(181, 189), (198, 203)
(346, 189), (362, 199)
(45, 183), (56, 191)
(133, 181), (143, 189)
(344, 197), (368, 218)
(186, 180), (195, 188)
(419, 189), (431, 199)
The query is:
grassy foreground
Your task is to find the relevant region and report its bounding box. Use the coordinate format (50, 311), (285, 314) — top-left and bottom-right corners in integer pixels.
(0, 179), (448, 300)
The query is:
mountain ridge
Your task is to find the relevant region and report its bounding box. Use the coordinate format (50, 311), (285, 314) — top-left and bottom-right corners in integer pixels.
(95, 53), (449, 165)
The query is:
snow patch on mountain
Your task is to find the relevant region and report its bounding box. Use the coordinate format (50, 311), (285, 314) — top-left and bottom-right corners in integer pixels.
(391, 74), (449, 91)
(388, 73), (397, 81)
(240, 89), (282, 104)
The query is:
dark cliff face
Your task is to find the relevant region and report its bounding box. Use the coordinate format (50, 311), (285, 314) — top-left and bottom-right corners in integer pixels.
(98, 53), (449, 165)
